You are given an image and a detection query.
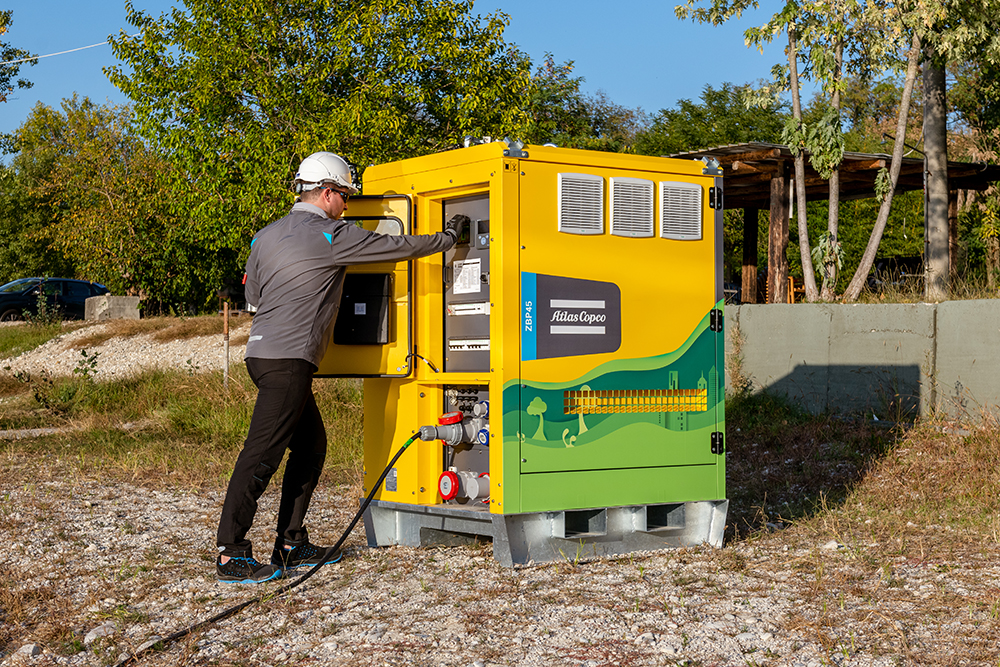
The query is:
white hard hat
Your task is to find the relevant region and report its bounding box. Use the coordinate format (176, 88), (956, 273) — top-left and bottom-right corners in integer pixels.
(294, 151), (359, 194)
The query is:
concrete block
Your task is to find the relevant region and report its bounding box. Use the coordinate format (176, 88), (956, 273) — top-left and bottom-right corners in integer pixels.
(935, 300), (1000, 417)
(827, 303), (934, 419)
(85, 295), (141, 321)
(728, 304), (833, 413)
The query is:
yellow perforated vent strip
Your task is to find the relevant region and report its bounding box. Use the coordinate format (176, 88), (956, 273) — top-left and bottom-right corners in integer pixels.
(564, 389), (709, 414)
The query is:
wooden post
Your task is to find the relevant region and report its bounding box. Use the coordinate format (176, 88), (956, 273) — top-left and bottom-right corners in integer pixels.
(948, 189), (959, 281)
(223, 301), (230, 392)
(741, 208), (760, 304)
(767, 168), (790, 304)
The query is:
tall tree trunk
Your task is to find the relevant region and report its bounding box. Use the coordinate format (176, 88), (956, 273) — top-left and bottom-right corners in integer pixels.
(820, 35), (844, 301)
(843, 34), (921, 302)
(788, 26), (819, 302)
(923, 51), (949, 301)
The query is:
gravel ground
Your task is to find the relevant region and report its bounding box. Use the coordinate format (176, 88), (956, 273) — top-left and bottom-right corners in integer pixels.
(3, 323), (1000, 666)
(0, 320), (251, 380)
(4, 464), (1000, 666)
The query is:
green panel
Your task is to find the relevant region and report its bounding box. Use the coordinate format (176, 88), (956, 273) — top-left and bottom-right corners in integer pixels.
(518, 464), (723, 514)
(505, 309), (722, 475)
(514, 422), (715, 473)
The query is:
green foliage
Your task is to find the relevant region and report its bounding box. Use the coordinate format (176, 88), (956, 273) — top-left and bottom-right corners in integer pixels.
(5, 97), (210, 307)
(523, 53), (646, 151)
(802, 106), (845, 180)
(874, 166), (892, 203)
(0, 10), (36, 104)
(952, 58), (1000, 129)
(634, 83), (787, 157)
(107, 0), (532, 268)
(0, 114), (77, 284)
(73, 349), (100, 381)
(24, 283), (63, 326)
(811, 231), (844, 281)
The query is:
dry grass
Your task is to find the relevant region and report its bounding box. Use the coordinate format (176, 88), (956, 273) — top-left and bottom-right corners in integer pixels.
(0, 365), (363, 490)
(717, 401), (1000, 665)
(857, 273), (1000, 303)
(803, 414), (1000, 555)
(69, 314), (251, 349)
(724, 391), (898, 538)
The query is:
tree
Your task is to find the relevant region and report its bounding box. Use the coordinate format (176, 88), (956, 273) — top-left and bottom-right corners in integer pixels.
(524, 54), (646, 152)
(914, 2), (1000, 300)
(841, 34), (922, 301)
(675, 0), (844, 302)
(0, 163), (75, 284)
(5, 97), (210, 306)
(107, 0), (533, 265)
(0, 10), (36, 104)
(633, 82), (787, 157)
(0, 103), (77, 283)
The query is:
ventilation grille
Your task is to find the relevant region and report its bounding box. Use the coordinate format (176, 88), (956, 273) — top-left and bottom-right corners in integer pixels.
(558, 173), (604, 235)
(610, 177), (654, 237)
(659, 181), (703, 240)
(564, 389), (709, 414)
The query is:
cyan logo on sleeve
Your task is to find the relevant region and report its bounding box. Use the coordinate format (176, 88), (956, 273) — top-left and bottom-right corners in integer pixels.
(521, 273), (621, 360)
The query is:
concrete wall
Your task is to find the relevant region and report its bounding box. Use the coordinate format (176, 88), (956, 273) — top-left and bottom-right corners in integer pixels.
(85, 295), (141, 321)
(725, 301), (1000, 419)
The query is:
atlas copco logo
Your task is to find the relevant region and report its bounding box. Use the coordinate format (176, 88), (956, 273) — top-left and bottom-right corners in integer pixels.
(522, 273), (621, 360)
(550, 309), (607, 325)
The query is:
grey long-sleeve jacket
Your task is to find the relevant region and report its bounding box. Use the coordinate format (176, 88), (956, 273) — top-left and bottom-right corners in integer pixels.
(244, 201), (454, 367)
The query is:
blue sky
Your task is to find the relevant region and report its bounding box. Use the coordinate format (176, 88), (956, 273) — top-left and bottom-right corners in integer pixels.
(2, 0), (787, 138)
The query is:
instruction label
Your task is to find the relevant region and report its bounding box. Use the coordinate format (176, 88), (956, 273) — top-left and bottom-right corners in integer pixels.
(453, 258), (482, 295)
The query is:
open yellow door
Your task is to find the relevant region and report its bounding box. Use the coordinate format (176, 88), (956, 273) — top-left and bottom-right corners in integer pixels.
(315, 194), (414, 377)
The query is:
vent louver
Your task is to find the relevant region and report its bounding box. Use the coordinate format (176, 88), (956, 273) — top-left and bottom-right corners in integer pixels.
(659, 181), (703, 241)
(558, 173), (604, 235)
(610, 177), (654, 238)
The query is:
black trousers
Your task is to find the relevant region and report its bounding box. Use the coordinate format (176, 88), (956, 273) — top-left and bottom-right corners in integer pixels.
(216, 357), (327, 555)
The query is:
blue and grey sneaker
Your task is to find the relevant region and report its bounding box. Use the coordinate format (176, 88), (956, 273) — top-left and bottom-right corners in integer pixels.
(271, 540), (342, 571)
(216, 550), (282, 584)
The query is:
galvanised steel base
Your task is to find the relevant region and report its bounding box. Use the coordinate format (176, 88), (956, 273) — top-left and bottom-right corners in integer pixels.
(362, 499), (728, 567)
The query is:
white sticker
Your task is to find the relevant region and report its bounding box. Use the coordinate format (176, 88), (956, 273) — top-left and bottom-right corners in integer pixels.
(453, 258), (482, 295)
(354, 302), (367, 315)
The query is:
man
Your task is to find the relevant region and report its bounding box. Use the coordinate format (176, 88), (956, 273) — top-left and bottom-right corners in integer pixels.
(216, 151), (465, 583)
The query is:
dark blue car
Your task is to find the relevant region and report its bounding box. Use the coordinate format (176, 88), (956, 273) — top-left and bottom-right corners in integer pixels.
(0, 277), (111, 322)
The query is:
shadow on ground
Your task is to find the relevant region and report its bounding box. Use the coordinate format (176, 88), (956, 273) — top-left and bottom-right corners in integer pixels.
(724, 390), (905, 541)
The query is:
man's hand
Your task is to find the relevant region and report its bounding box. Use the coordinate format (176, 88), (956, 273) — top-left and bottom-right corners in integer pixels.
(444, 214), (470, 242)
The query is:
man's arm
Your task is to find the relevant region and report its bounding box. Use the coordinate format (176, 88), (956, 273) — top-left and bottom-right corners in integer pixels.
(330, 216), (465, 266)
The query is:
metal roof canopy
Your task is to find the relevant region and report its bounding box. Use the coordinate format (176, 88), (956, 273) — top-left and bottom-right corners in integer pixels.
(670, 142), (1000, 209)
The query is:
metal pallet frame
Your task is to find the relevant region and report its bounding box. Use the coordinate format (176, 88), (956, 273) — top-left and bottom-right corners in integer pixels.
(363, 499), (728, 567)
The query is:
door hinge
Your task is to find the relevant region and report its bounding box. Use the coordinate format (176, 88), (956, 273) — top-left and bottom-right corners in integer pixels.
(709, 309), (723, 332)
(708, 186), (723, 210)
(711, 431), (725, 455)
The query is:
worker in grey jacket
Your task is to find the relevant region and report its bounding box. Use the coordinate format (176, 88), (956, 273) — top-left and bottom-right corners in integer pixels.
(216, 151), (465, 583)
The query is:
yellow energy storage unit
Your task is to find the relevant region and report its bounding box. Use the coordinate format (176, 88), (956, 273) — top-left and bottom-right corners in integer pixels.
(317, 142), (727, 566)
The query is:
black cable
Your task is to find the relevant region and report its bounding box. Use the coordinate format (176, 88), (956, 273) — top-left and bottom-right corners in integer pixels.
(113, 433), (420, 667)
